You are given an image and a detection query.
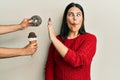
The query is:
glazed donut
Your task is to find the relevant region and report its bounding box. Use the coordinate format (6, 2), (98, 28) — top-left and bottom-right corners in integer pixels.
(31, 15), (42, 26)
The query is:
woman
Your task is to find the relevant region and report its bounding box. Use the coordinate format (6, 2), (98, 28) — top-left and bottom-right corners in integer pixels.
(45, 2), (97, 80)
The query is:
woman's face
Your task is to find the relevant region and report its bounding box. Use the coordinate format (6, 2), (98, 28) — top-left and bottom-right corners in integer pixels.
(66, 6), (83, 33)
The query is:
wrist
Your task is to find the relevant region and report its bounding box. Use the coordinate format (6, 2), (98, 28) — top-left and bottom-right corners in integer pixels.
(51, 36), (57, 42)
(19, 48), (27, 56)
(18, 24), (24, 30)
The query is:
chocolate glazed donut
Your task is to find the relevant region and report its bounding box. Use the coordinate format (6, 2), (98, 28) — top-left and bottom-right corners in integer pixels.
(31, 15), (42, 26)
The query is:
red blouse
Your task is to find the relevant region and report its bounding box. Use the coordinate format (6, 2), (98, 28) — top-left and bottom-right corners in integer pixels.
(45, 33), (97, 80)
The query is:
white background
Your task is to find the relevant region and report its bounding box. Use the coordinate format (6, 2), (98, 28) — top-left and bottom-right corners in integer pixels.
(0, 0), (120, 80)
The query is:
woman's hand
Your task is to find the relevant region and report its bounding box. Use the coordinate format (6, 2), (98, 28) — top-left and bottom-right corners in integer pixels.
(47, 18), (68, 57)
(47, 18), (56, 41)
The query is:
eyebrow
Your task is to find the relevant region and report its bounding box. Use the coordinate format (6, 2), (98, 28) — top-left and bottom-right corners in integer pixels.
(67, 11), (82, 14)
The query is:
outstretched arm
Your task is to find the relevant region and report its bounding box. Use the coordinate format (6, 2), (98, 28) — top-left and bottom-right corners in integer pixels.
(0, 18), (31, 34)
(47, 18), (68, 57)
(0, 42), (37, 58)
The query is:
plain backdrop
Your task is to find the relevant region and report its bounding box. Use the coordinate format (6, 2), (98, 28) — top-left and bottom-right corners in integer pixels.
(0, 0), (120, 80)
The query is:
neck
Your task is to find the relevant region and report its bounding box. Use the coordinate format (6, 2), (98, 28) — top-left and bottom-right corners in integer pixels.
(67, 32), (79, 39)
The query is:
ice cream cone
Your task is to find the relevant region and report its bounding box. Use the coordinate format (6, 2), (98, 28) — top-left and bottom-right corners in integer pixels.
(28, 32), (37, 44)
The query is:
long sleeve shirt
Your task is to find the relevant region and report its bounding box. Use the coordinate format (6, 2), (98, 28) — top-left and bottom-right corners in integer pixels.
(45, 33), (97, 80)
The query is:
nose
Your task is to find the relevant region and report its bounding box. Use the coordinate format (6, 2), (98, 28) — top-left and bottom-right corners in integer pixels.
(73, 15), (77, 21)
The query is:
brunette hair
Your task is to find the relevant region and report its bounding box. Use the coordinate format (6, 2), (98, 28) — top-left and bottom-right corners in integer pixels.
(60, 2), (87, 41)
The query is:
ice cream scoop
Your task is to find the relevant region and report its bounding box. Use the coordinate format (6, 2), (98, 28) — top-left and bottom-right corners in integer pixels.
(28, 32), (37, 44)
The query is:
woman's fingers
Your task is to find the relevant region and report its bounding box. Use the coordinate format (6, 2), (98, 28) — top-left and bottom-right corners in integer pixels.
(48, 18), (51, 25)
